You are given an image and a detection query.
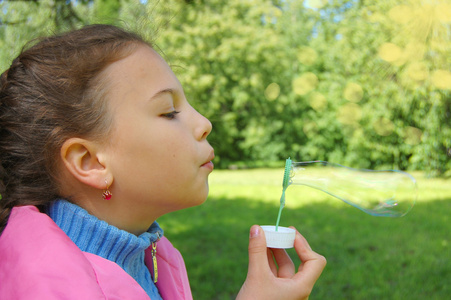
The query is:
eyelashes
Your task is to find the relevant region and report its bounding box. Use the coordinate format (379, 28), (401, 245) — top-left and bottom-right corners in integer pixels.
(161, 110), (180, 119)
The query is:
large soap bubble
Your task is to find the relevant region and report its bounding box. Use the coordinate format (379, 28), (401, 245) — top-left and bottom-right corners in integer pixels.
(275, 158), (417, 230)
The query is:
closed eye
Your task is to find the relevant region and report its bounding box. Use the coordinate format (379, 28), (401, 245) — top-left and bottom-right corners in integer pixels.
(161, 110), (180, 119)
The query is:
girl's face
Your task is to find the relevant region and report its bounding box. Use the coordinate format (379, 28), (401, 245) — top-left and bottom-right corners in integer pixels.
(101, 45), (213, 231)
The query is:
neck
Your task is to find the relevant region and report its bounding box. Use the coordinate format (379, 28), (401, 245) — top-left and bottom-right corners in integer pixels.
(72, 197), (161, 235)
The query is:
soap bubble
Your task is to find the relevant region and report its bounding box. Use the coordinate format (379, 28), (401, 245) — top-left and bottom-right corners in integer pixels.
(378, 43), (402, 63)
(403, 126), (422, 145)
(265, 82), (280, 101)
(308, 92), (327, 111)
(405, 61), (429, 82)
(432, 70), (451, 90)
(373, 117), (395, 136)
(337, 103), (362, 126)
(297, 46), (318, 66)
(404, 42), (426, 61)
(343, 82), (364, 103)
(292, 72), (318, 95)
(285, 160), (417, 217)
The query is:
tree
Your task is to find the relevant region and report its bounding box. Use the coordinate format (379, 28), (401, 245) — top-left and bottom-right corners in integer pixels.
(1, 0), (449, 174)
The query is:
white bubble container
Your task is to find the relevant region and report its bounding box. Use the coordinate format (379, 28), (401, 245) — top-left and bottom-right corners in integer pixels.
(261, 225), (296, 249)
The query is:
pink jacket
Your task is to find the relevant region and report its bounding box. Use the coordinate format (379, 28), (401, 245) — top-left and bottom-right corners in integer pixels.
(0, 205), (192, 300)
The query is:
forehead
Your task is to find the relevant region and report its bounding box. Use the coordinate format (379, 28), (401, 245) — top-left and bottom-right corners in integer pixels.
(103, 45), (181, 97)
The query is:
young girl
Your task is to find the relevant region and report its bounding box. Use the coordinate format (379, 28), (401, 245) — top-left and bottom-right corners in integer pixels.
(0, 24), (325, 299)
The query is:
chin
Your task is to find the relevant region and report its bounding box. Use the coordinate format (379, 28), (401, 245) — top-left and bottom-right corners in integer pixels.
(194, 192), (209, 207)
(192, 189), (210, 208)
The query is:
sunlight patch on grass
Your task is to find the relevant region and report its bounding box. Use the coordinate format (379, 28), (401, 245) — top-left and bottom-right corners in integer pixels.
(209, 168), (282, 186)
(210, 168), (449, 205)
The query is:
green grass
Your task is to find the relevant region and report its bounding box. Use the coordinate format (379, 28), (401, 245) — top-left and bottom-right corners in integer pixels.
(158, 169), (451, 300)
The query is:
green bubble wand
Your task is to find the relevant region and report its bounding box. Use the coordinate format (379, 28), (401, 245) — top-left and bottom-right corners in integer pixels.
(275, 157), (292, 231)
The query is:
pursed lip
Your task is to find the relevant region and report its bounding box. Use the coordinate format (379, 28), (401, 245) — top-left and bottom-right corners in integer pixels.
(201, 150), (215, 170)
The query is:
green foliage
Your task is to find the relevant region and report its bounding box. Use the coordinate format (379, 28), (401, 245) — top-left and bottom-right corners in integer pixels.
(0, 0), (449, 173)
(144, 0), (450, 173)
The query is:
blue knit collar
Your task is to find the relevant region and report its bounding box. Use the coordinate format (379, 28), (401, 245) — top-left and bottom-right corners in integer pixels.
(46, 199), (163, 299)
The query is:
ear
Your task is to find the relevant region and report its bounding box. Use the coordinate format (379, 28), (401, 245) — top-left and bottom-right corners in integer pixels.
(60, 138), (112, 190)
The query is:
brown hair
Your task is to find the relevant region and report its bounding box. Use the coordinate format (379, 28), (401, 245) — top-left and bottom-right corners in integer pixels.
(0, 24), (150, 234)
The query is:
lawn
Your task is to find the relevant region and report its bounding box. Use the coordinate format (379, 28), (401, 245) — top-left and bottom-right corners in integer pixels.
(158, 168), (451, 300)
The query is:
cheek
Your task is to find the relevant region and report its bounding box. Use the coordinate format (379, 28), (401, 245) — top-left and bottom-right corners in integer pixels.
(107, 117), (195, 181)
(110, 119), (161, 157)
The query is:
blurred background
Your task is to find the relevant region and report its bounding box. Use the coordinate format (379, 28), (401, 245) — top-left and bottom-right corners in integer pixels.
(0, 0), (450, 174)
(1, 0), (450, 299)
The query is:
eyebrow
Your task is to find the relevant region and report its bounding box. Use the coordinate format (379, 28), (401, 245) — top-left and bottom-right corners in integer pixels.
(150, 88), (174, 100)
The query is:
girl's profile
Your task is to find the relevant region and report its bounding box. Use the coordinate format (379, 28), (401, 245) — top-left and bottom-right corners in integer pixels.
(0, 24), (325, 299)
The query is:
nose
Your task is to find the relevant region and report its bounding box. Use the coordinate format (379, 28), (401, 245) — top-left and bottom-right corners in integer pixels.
(199, 114), (212, 140)
(193, 108), (212, 141)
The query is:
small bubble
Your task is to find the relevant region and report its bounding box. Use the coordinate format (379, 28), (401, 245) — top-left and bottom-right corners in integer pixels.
(292, 73), (318, 96)
(405, 61), (429, 81)
(404, 126), (422, 146)
(373, 117), (395, 136)
(379, 43), (402, 63)
(432, 70), (451, 90)
(297, 46), (318, 66)
(337, 103), (362, 126)
(309, 92), (327, 111)
(344, 82), (364, 103)
(264, 83), (280, 101)
(404, 42), (426, 61)
(249, 73), (262, 88)
(198, 74), (214, 88)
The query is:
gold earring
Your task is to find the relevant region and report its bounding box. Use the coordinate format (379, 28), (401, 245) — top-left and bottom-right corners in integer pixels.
(102, 180), (112, 200)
